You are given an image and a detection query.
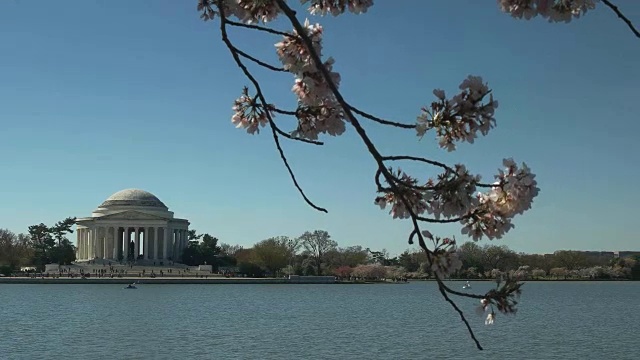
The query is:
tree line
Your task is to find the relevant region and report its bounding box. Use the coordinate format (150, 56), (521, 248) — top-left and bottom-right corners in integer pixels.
(2, 222), (639, 280)
(179, 230), (640, 281)
(0, 217), (76, 275)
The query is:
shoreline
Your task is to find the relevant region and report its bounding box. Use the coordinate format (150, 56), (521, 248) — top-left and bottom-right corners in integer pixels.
(0, 277), (633, 285)
(0, 277), (338, 285)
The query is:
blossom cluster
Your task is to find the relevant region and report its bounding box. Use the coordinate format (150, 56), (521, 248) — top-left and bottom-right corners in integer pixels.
(461, 158), (539, 240)
(375, 164), (481, 220)
(476, 298), (496, 325)
(421, 230), (463, 278)
(275, 20), (348, 140)
(416, 76), (498, 152)
(301, 0), (374, 16)
(231, 87), (272, 134)
(375, 159), (538, 242)
(198, 0), (281, 24)
(498, 0), (597, 23)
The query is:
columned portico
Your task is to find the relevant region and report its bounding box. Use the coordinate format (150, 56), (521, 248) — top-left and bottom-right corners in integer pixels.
(75, 189), (190, 263)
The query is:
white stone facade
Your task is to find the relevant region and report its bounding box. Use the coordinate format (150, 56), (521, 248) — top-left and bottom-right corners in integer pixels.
(75, 189), (190, 262)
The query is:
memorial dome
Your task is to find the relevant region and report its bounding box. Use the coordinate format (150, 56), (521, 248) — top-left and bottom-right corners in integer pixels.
(99, 189), (168, 209)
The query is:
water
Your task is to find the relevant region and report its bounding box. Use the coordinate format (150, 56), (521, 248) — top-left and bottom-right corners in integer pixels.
(1, 281), (638, 359)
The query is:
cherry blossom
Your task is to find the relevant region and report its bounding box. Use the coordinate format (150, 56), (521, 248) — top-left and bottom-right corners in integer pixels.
(485, 311), (495, 325)
(461, 158), (539, 240)
(274, 19), (347, 139)
(430, 247), (463, 279)
(301, 0), (374, 16)
(232, 87), (271, 134)
(498, 0), (597, 23)
(416, 76), (498, 152)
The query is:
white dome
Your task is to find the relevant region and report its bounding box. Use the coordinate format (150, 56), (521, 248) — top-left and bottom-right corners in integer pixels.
(99, 189), (168, 209)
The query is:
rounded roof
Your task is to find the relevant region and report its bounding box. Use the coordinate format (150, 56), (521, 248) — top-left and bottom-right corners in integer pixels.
(99, 189), (168, 209)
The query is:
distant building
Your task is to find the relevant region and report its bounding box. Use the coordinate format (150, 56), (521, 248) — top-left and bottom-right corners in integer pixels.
(75, 189), (190, 263)
(614, 251), (640, 258)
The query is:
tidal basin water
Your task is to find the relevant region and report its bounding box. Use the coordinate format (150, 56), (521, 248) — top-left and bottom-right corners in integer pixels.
(1, 281), (638, 360)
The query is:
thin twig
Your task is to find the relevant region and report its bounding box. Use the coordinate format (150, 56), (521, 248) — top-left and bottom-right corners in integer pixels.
(601, 0), (640, 38)
(226, 18), (292, 37)
(437, 283), (484, 350)
(235, 48), (286, 72)
(218, 3), (327, 212)
(381, 155), (453, 172)
(348, 105), (416, 129)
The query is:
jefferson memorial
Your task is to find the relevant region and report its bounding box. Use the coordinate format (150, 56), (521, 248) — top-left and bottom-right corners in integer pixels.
(75, 189), (190, 262)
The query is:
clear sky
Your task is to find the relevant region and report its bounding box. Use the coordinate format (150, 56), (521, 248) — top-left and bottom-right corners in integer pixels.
(1, 0), (638, 256)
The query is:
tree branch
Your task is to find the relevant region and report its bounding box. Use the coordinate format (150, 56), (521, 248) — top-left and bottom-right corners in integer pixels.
(348, 105), (416, 129)
(273, 1), (491, 347)
(225, 18), (292, 37)
(381, 155), (454, 172)
(601, 0), (640, 38)
(217, 3), (327, 213)
(235, 47), (286, 72)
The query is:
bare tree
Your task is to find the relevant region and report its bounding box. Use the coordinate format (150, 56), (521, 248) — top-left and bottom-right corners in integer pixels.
(299, 230), (337, 275)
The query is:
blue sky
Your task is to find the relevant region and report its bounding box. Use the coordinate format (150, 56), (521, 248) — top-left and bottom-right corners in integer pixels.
(1, 0), (638, 256)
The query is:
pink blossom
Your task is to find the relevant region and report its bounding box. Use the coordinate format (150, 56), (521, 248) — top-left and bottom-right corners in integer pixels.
(301, 0), (374, 16)
(416, 76), (498, 151)
(498, 0), (597, 23)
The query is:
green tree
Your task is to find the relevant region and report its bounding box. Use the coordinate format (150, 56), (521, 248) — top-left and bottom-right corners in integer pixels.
(28, 223), (54, 268)
(252, 237), (290, 275)
(457, 242), (485, 273)
(51, 217), (76, 246)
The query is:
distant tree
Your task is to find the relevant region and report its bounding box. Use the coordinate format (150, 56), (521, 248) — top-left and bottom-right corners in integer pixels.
(299, 230), (337, 275)
(626, 255), (640, 280)
(333, 265), (352, 278)
(27, 218), (77, 268)
(28, 223), (54, 268)
(481, 245), (517, 271)
(552, 250), (589, 270)
(252, 237), (290, 275)
(50, 217), (76, 246)
(398, 249), (428, 272)
(219, 242), (243, 257)
(0, 229), (33, 269)
(188, 229), (203, 241)
(457, 242), (484, 272)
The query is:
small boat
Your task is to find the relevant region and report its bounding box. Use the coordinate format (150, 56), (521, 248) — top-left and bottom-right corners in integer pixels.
(124, 283), (137, 289)
(462, 281), (471, 289)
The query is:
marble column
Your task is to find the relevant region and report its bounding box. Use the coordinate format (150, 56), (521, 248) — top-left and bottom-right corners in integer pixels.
(96, 227), (102, 258)
(154, 227), (159, 260)
(103, 227), (108, 259)
(134, 227), (140, 260)
(163, 227), (169, 260)
(123, 228), (129, 261)
(112, 227), (118, 260)
(143, 228), (148, 259)
(80, 229), (84, 260)
(84, 229), (88, 260)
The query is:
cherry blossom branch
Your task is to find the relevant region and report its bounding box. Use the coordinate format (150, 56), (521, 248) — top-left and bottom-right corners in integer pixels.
(273, 0), (486, 348)
(437, 279), (484, 350)
(202, 0), (538, 350)
(235, 47), (286, 72)
(217, 6), (327, 212)
(348, 105), (416, 129)
(225, 18), (292, 37)
(601, 0), (640, 38)
(381, 155), (453, 172)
